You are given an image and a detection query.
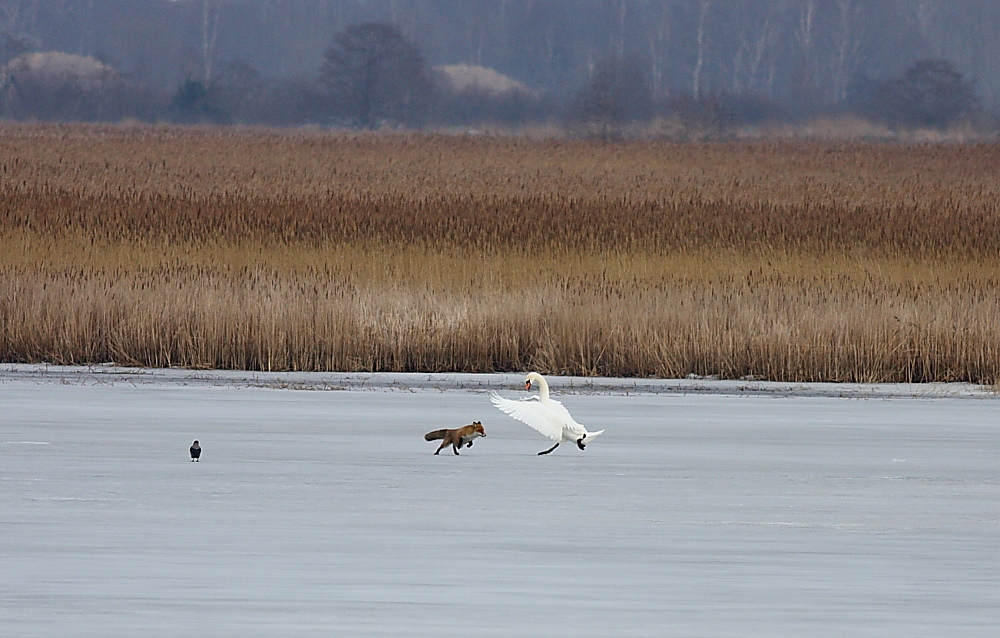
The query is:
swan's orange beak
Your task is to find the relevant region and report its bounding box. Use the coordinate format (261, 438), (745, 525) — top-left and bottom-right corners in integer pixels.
(525, 380), (532, 391)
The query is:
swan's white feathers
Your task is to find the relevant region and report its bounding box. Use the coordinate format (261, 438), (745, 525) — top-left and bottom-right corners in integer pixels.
(490, 391), (596, 444)
(491, 392), (571, 441)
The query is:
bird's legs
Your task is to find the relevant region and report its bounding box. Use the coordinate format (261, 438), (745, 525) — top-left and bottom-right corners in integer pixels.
(577, 437), (586, 450)
(538, 442), (560, 455)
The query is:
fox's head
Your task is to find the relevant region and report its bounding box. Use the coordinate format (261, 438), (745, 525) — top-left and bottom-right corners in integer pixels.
(471, 421), (485, 436)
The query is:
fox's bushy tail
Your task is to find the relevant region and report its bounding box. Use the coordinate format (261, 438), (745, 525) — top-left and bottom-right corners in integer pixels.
(424, 429), (447, 441)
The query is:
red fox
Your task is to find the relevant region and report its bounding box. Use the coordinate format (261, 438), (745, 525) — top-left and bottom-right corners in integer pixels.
(424, 421), (486, 455)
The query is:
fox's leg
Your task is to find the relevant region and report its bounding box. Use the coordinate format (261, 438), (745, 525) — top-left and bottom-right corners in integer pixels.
(453, 442), (460, 455)
(538, 442), (560, 455)
(466, 440), (473, 448)
(434, 441), (447, 455)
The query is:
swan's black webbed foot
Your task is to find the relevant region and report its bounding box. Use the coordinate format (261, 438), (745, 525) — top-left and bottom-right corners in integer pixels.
(538, 442), (560, 455)
(577, 437), (586, 450)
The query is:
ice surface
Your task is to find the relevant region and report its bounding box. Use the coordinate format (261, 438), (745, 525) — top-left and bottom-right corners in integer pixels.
(2, 366), (999, 637)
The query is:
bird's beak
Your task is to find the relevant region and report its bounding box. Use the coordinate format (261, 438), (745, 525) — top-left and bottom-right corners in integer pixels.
(524, 380), (532, 391)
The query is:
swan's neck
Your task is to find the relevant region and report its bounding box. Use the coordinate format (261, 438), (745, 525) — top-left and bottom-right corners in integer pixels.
(535, 376), (550, 402)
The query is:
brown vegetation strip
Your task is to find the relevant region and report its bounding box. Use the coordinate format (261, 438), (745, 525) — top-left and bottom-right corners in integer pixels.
(1, 124), (998, 382)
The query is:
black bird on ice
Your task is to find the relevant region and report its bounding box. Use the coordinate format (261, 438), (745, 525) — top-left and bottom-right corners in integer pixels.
(190, 440), (201, 462)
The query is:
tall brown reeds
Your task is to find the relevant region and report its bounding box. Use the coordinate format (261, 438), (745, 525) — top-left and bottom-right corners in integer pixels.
(1, 124), (998, 382)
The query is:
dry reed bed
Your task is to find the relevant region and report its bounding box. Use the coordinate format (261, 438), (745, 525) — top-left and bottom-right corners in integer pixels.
(1, 124), (999, 382)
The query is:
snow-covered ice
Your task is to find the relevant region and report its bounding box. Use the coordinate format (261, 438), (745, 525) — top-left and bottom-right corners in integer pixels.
(2, 365), (998, 636)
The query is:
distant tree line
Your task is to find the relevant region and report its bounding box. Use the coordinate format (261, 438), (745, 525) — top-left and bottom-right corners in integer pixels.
(0, 2), (994, 135)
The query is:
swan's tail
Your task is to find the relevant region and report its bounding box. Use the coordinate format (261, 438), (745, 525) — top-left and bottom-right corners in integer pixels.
(582, 429), (605, 444)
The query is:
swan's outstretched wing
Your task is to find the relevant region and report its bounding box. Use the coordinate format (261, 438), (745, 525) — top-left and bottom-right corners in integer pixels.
(491, 392), (565, 442)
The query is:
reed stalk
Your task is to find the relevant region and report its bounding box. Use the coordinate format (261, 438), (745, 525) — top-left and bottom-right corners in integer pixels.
(2, 124), (998, 382)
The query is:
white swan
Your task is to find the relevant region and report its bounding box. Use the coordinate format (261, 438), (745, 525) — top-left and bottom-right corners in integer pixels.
(490, 372), (605, 455)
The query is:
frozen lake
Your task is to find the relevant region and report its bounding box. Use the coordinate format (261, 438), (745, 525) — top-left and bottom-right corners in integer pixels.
(2, 366), (999, 636)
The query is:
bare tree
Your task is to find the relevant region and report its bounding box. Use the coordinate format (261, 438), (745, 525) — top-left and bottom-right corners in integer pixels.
(201, 0), (219, 87)
(789, 0), (822, 109)
(725, 3), (778, 96)
(794, 0), (817, 60)
(910, 0), (944, 58)
(573, 53), (653, 140)
(749, 9), (779, 97)
(830, 0), (865, 102)
(692, 0), (711, 99)
(646, 2), (671, 97)
(320, 22), (433, 129)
